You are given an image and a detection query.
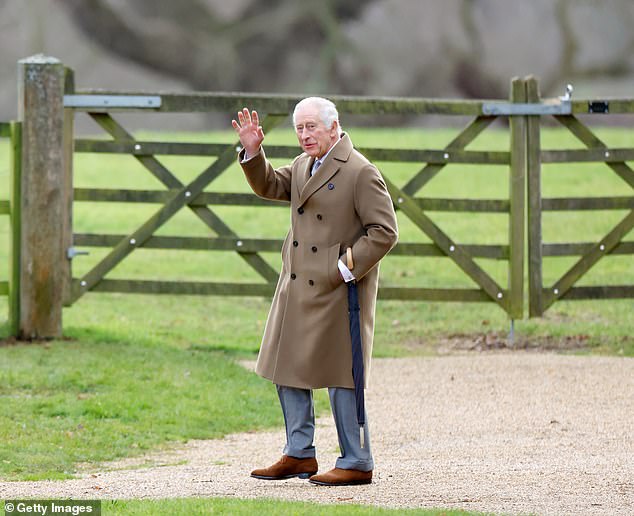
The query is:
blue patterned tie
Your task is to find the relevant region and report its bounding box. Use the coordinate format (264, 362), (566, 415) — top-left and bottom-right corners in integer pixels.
(311, 159), (322, 176)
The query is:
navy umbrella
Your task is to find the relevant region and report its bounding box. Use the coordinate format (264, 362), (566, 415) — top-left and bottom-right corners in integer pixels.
(345, 248), (366, 448)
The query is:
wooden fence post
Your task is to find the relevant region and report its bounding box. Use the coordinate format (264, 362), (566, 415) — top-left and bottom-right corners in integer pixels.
(508, 77), (527, 321)
(17, 55), (70, 339)
(525, 76), (543, 317)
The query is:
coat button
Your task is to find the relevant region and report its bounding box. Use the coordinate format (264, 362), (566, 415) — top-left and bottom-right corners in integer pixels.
(293, 240), (298, 247)
(290, 273), (296, 280)
(316, 214), (323, 220)
(297, 207), (304, 214)
(311, 246), (317, 253)
(308, 279), (314, 286)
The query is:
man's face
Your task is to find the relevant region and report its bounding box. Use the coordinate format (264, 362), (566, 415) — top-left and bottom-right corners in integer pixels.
(294, 104), (339, 159)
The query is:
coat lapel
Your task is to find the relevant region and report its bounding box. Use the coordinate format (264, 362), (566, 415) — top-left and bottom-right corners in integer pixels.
(298, 134), (353, 207)
(295, 156), (313, 199)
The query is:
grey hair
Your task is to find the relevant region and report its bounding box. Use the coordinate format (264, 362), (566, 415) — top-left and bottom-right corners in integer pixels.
(292, 97), (343, 133)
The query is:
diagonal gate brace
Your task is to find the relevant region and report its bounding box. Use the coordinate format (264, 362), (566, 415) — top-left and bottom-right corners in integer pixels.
(383, 177), (509, 311)
(74, 113), (287, 298)
(543, 209), (634, 310)
(554, 115), (634, 189)
(402, 115), (497, 196)
(72, 144), (241, 302)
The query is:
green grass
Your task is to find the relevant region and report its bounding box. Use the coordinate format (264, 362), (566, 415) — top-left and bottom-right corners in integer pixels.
(0, 328), (283, 480)
(102, 498), (485, 515)
(0, 499), (486, 516)
(0, 124), (632, 495)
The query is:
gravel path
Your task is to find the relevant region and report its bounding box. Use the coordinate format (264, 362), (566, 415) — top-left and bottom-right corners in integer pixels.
(1, 354), (633, 515)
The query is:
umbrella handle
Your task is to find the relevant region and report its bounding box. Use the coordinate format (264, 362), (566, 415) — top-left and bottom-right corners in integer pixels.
(346, 247), (354, 270)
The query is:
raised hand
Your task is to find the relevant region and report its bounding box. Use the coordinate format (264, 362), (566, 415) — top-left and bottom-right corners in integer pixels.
(232, 108), (265, 157)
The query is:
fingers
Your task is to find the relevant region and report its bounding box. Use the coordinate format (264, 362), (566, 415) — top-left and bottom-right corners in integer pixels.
(232, 108), (263, 145)
(242, 107), (251, 126)
(234, 108), (259, 127)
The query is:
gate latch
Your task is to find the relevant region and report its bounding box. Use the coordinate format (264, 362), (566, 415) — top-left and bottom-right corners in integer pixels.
(67, 247), (90, 260)
(588, 101), (609, 114)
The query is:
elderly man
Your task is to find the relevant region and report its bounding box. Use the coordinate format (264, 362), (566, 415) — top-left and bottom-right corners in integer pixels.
(232, 97), (398, 486)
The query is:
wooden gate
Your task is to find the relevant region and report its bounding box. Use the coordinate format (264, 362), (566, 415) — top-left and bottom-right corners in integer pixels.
(64, 83), (529, 323)
(524, 79), (634, 316)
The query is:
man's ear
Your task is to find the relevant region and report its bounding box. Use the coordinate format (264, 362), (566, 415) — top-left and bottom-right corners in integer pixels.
(331, 120), (339, 137)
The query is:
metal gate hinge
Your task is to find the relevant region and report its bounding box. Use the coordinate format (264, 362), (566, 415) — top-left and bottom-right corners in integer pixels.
(67, 247), (90, 260)
(482, 99), (572, 116)
(63, 95), (162, 109)
(482, 84), (574, 116)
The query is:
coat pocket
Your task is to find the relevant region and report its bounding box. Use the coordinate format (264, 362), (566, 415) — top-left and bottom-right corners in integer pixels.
(300, 241), (342, 293)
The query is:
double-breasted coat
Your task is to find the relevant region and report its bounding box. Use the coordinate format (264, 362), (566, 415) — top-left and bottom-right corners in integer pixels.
(239, 133), (398, 389)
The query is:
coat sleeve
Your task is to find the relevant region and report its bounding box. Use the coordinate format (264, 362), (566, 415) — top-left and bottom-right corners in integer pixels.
(349, 164), (399, 280)
(238, 148), (294, 202)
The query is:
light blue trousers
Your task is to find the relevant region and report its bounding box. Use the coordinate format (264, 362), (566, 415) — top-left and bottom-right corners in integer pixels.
(276, 385), (374, 472)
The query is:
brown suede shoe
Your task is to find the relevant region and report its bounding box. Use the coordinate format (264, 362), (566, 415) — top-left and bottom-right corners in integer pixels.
(309, 467), (372, 486)
(251, 455), (318, 480)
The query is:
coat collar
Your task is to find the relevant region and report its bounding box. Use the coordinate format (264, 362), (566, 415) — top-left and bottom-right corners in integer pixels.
(297, 133), (353, 207)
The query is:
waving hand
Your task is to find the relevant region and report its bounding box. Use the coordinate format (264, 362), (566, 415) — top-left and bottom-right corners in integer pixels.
(232, 108), (265, 157)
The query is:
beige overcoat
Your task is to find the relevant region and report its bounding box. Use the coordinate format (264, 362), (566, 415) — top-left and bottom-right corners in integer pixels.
(239, 133), (398, 389)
